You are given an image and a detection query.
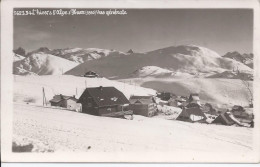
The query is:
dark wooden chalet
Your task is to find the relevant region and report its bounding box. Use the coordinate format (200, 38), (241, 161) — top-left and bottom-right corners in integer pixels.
(77, 86), (132, 117)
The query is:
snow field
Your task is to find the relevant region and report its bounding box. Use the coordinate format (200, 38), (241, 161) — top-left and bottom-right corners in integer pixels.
(13, 103), (253, 153)
(13, 75), (156, 105)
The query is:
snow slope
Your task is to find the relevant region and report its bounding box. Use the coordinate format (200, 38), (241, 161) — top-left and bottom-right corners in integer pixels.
(13, 75), (156, 105)
(119, 78), (253, 107)
(13, 103), (252, 154)
(66, 45), (252, 79)
(13, 53), (79, 75)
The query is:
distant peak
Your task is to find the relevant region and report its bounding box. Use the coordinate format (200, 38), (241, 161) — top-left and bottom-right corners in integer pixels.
(37, 47), (50, 52)
(127, 49), (134, 54)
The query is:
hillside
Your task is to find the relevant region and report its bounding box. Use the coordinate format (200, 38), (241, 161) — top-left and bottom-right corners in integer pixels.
(119, 77), (253, 107)
(66, 45), (252, 79)
(223, 51), (253, 68)
(13, 53), (79, 75)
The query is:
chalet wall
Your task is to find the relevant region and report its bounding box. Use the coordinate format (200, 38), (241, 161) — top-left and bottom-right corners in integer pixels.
(98, 106), (118, 115)
(130, 103), (156, 117)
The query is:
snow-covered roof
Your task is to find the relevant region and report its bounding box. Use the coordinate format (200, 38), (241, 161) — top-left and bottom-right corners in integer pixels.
(50, 94), (77, 103)
(78, 86), (129, 107)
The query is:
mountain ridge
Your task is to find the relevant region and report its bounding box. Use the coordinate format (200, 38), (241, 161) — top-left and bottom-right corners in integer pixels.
(65, 45), (252, 79)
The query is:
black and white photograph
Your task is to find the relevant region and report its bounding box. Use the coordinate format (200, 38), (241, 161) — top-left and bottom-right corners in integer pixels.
(1, 0), (260, 163)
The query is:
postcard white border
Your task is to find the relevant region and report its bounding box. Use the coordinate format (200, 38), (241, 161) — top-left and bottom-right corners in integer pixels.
(1, 0), (260, 163)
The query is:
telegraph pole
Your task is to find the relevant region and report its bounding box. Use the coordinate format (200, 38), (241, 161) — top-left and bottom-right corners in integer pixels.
(42, 87), (47, 106)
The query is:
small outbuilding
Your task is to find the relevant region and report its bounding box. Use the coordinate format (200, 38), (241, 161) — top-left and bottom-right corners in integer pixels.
(83, 71), (99, 78)
(157, 92), (176, 101)
(188, 93), (201, 106)
(202, 103), (218, 115)
(77, 86), (132, 117)
(176, 107), (206, 123)
(129, 96), (157, 117)
(168, 96), (186, 108)
(50, 94), (78, 110)
(211, 111), (242, 126)
(231, 105), (249, 119)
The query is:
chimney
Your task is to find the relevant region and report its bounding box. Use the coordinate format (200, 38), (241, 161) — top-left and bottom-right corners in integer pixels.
(99, 86), (103, 90)
(60, 94), (63, 99)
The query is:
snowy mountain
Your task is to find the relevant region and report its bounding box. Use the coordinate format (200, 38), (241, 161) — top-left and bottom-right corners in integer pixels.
(27, 47), (127, 64)
(26, 47), (51, 57)
(13, 53), (25, 62)
(223, 51), (253, 68)
(66, 45), (252, 79)
(13, 52), (79, 75)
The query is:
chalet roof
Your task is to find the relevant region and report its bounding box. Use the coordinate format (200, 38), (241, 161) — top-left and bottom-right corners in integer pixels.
(129, 96), (154, 104)
(191, 96), (200, 101)
(212, 112), (235, 125)
(77, 86), (129, 107)
(49, 94), (77, 103)
(177, 107), (206, 122)
(178, 107), (205, 118)
(184, 107), (206, 118)
(232, 105), (244, 111)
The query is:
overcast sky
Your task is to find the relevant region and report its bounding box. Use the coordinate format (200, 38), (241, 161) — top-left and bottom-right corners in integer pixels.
(14, 9), (253, 55)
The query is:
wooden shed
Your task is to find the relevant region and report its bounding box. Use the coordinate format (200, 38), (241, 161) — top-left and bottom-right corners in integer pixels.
(188, 93), (201, 106)
(84, 71), (99, 78)
(49, 94), (78, 110)
(211, 112), (236, 126)
(176, 107), (206, 123)
(157, 92), (176, 101)
(77, 86), (132, 117)
(129, 96), (157, 117)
